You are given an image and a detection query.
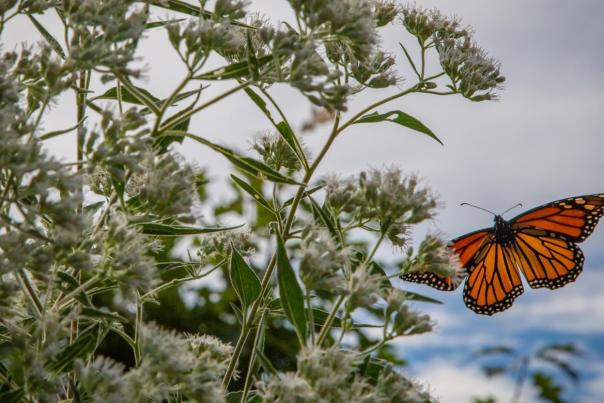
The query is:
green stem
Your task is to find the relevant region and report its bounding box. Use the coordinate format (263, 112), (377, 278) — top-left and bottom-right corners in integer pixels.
(134, 298), (143, 366)
(222, 115), (342, 388)
(159, 81), (251, 133)
(316, 295), (345, 346)
(54, 274), (101, 312)
(17, 270), (44, 318)
(240, 309), (268, 403)
(140, 261), (224, 302)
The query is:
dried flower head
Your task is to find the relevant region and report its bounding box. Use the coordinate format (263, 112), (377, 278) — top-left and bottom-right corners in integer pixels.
(97, 212), (158, 297)
(346, 264), (384, 309)
(198, 228), (255, 264)
(133, 323), (229, 403)
(325, 168), (439, 238)
(299, 226), (350, 292)
(252, 131), (302, 172)
(75, 357), (130, 403)
(401, 233), (464, 283)
(437, 36), (505, 101)
(127, 151), (196, 218)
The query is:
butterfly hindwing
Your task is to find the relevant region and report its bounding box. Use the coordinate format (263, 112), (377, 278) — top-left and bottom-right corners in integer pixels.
(400, 229), (491, 291)
(512, 230), (584, 290)
(512, 194), (604, 242)
(463, 240), (524, 315)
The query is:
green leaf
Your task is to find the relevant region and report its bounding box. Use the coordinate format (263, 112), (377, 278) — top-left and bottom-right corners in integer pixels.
(403, 290), (443, 304)
(276, 234), (307, 344)
(143, 19), (185, 31)
(281, 185), (323, 209)
(135, 222), (244, 236)
(28, 15), (65, 59)
(93, 85), (160, 106)
(47, 323), (107, 373)
(309, 197), (339, 239)
(145, 0), (252, 27)
(254, 346), (278, 375)
(0, 389), (24, 403)
(40, 120), (86, 140)
(533, 372), (564, 403)
(354, 110), (443, 145)
(194, 55), (274, 80)
(162, 130), (302, 185)
(56, 271), (92, 306)
(472, 346), (516, 358)
(231, 175), (276, 214)
(229, 247), (262, 310)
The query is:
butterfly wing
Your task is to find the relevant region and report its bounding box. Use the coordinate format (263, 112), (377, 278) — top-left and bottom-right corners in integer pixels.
(512, 230), (584, 290)
(401, 229), (491, 291)
(509, 194), (603, 290)
(463, 240), (524, 315)
(511, 194), (604, 242)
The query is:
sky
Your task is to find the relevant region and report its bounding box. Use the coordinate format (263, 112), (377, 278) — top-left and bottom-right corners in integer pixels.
(4, 1), (604, 402)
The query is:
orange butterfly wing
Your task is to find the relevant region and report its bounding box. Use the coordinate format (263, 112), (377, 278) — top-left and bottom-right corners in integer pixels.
(401, 229), (490, 291)
(512, 231), (584, 290)
(509, 194), (604, 290)
(463, 240), (524, 315)
(512, 194), (604, 242)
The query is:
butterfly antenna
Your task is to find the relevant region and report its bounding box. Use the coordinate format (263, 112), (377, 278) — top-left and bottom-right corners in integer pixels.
(460, 203), (496, 216)
(499, 203), (523, 216)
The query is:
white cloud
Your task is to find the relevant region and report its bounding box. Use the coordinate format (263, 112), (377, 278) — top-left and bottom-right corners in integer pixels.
(502, 269), (604, 333)
(414, 359), (538, 403)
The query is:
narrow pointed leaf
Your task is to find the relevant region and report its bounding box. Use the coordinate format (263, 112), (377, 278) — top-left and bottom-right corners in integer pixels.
(162, 130), (302, 185)
(194, 55), (273, 80)
(229, 247), (261, 310)
(136, 222), (244, 236)
(145, 0), (252, 27)
(354, 110), (443, 145)
(276, 234), (307, 343)
(93, 85), (160, 105)
(47, 323), (106, 373)
(231, 175), (276, 214)
(28, 15), (65, 59)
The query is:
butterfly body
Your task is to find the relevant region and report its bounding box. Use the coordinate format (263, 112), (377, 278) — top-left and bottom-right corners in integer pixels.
(493, 216), (515, 245)
(402, 194), (604, 315)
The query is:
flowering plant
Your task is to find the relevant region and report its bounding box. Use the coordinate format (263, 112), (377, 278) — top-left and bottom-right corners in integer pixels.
(0, 1), (503, 401)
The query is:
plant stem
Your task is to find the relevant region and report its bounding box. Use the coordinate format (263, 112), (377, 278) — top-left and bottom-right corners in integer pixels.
(159, 81), (251, 133)
(17, 270), (44, 317)
(223, 83), (419, 387)
(222, 115), (342, 389)
(140, 260), (224, 302)
(240, 309), (268, 403)
(316, 295), (345, 346)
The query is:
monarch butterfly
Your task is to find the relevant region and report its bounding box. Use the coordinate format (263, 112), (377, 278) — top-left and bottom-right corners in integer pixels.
(401, 194), (604, 315)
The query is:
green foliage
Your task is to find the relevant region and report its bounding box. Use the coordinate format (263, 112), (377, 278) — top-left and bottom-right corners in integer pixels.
(473, 342), (583, 403)
(0, 0), (507, 401)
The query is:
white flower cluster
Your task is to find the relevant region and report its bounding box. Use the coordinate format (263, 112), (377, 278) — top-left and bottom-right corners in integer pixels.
(257, 347), (432, 402)
(401, 4), (505, 100)
(299, 226), (351, 292)
(76, 324), (233, 403)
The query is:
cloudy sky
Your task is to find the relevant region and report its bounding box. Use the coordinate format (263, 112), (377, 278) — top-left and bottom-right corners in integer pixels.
(5, 1), (604, 401)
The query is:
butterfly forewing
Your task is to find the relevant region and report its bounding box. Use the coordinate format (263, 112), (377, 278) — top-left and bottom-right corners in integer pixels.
(512, 194), (604, 242)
